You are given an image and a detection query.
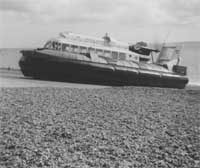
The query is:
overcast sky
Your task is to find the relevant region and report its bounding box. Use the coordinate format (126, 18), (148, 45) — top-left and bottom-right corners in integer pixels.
(0, 0), (200, 48)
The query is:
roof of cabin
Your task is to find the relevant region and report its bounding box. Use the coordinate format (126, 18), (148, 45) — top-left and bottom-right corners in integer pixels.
(60, 32), (129, 47)
(48, 37), (137, 55)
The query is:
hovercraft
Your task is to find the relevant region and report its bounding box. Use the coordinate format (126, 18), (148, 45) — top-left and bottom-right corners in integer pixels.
(19, 32), (188, 88)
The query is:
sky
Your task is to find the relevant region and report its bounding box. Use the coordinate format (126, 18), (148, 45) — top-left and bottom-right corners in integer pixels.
(0, 0), (200, 48)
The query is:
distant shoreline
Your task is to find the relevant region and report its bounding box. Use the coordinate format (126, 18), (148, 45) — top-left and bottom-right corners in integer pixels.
(0, 67), (20, 71)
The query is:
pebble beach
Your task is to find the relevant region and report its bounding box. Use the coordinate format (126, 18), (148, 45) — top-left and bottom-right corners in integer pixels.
(0, 86), (200, 168)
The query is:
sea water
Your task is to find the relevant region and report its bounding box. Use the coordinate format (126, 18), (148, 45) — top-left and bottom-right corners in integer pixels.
(179, 42), (200, 85)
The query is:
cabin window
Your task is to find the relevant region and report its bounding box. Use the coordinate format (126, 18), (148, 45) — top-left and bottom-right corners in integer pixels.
(104, 50), (111, 57)
(62, 44), (70, 51)
(119, 53), (126, 60)
(96, 49), (103, 55)
(54, 42), (58, 50)
(68, 45), (73, 52)
(75, 46), (80, 52)
(80, 46), (87, 53)
(88, 47), (95, 53)
(52, 42), (57, 50)
(112, 52), (118, 59)
(68, 44), (72, 51)
(71, 45), (79, 52)
(57, 43), (62, 50)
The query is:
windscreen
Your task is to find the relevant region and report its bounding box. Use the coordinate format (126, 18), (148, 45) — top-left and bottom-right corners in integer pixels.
(44, 41), (52, 49)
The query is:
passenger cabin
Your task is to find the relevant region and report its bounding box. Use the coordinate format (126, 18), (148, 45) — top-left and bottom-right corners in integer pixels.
(43, 32), (140, 63)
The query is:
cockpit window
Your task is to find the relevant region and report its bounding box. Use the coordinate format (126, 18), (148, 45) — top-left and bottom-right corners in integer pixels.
(44, 41), (52, 49)
(52, 41), (62, 50)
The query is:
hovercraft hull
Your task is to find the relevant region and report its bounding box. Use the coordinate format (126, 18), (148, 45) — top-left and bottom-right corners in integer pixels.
(19, 49), (188, 88)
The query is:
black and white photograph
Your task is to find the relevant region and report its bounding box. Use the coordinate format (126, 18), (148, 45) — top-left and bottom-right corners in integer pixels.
(0, 0), (200, 167)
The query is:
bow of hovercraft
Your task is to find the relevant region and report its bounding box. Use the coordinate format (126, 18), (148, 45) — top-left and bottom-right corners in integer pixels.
(19, 50), (37, 77)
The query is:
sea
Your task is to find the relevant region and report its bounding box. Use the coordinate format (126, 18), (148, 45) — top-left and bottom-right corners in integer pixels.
(0, 42), (199, 85)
